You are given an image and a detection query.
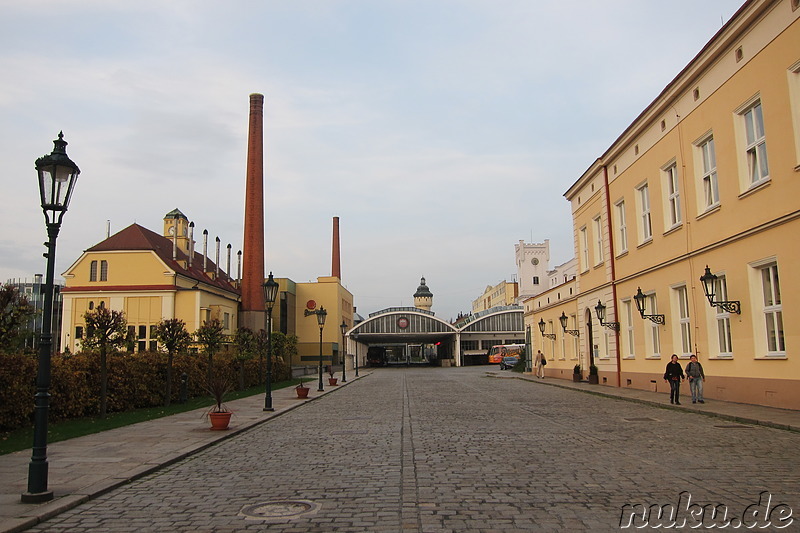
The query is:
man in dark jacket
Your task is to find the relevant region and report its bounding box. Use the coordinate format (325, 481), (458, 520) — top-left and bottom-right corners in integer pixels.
(664, 354), (685, 405)
(685, 354), (706, 404)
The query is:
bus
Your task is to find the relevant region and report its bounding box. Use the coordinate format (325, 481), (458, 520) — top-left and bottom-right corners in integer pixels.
(487, 344), (525, 364)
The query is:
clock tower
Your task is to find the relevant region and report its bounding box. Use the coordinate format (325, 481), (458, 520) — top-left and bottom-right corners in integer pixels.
(163, 208), (191, 253)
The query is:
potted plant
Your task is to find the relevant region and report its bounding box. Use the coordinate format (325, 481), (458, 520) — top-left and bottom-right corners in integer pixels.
(573, 364), (582, 382)
(328, 365), (339, 386)
(588, 364), (599, 385)
(295, 378), (310, 399)
(205, 373), (232, 430)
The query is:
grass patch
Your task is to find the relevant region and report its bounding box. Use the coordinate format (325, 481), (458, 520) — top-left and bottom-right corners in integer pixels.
(0, 379), (301, 456)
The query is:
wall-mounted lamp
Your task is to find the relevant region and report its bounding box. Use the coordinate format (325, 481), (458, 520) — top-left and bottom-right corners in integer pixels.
(594, 300), (620, 331)
(633, 288), (665, 324)
(559, 312), (580, 337)
(538, 318), (557, 340)
(700, 265), (741, 314)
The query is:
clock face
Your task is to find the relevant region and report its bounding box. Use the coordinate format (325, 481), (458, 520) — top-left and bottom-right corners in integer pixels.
(531, 258), (539, 265)
(168, 225), (175, 235)
(397, 317), (409, 329)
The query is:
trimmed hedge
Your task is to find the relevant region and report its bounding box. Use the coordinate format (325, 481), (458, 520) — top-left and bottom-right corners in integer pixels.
(0, 349), (290, 432)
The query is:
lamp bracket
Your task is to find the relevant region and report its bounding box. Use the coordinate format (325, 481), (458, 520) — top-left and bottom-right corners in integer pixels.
(564, 329), (580, 337)
(714, 300), (741, 314)
(541, 333), (557, 340)
(600, 321), (620, 331)
(641, 314), (665, 325)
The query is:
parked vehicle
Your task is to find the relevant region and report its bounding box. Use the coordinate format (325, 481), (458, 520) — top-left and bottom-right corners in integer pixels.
(500, 355), (520, 370)
(488, 344), (525, 364)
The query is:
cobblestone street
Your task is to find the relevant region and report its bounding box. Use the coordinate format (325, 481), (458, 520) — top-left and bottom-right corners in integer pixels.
(27, 368), (800, 532)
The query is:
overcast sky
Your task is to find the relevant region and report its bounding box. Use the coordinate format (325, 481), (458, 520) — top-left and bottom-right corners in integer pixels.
(0, 0), (742, 321)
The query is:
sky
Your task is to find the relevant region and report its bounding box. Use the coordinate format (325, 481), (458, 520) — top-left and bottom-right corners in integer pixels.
(0, 0), (743, 322)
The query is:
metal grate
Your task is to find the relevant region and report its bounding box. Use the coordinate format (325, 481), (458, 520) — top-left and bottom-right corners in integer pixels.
(239, 500), (320, 522)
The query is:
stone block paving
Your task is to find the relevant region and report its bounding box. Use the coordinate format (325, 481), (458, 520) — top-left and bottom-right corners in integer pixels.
(19, 368), (800, 531)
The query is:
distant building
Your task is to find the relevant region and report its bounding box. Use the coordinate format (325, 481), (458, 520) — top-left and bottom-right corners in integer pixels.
(471, 280), (519, 314)
(514, 240), (550, 303)
(413, 277), (433, 312)
(4, 274), (64, 352)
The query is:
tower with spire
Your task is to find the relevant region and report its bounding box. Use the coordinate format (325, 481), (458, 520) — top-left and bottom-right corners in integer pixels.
(413, 276), (433, 312)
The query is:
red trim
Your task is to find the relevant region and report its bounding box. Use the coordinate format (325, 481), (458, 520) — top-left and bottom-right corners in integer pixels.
(62, 285), (176, 292)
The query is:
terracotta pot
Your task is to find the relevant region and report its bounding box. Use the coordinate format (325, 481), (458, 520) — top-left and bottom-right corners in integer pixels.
(328, 378), (339, 386)
(296, 386), (310, 399)
(209, 411), (232, 430)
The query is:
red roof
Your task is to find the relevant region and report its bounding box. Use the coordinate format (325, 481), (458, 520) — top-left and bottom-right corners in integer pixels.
(85, 224), (240, 295)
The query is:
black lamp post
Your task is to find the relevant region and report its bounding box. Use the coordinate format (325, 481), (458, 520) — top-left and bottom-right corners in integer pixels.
(262, 273), (279, 411)
(700, 265), (741, 314)
(594, 300), (620, 331)
(538, 318), (556, 340)
(22, 133), (80, 503)
(633, 288), (666, 324)
(304, 306), (327, 391)
(559, 311), (580, 337)
(340, 320), (348, 383)
(353, 333), (359, 377)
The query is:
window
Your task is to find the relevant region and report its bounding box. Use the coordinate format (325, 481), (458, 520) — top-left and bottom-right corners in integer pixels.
(75, 326), (83, 339)
(592, 216), (604, 265)
(100, 260), (108, 282)
(579, 226), (589, 270)
(675, 285), (692, 356)
(761, 263), (784, 354)
(637, 183), (652, 242)
(623, 299), (634, 358)
(699, 136), (719, 210)
(138, 325), (147, 339)
(742, 101), (769, 185)
(664, 163), (681, 227)
(715, 275), (733, 356)
(615, 200), (628, 253)
(89, 260), (98, 282)
(644, 293), (660, 358)
(532, 276), (539, 285)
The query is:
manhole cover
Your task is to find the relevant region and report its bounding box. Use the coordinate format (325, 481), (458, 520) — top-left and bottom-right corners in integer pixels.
(714, 424), (753, 429)
(624, 417), (658, 422)
(239, 500), (320, 522)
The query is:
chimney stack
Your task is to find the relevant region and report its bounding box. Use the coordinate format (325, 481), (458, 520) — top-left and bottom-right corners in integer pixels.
(203, 229), (208, 272)
(332, 216), (341, 279)
(188, 222), (195, 268)
(240, 93), (267, 329)
(215, 237), (221, 277)
(226, 244), (232, 280)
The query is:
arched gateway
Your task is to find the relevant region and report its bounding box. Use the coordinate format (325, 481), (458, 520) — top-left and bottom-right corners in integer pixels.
(346, 306), (524, 367)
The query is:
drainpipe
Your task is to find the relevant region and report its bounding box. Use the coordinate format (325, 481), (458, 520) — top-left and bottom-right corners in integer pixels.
(603, 164), (622, 388)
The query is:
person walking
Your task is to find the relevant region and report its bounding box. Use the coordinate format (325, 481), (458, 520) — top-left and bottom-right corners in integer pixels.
(536, 350), (546, 379)
(664, 354), (685, 405)
(685, 354), (706, 404)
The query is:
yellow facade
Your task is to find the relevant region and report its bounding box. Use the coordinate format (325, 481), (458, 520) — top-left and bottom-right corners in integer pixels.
(557, 0), (800, 408)
(472, 281), (519, 313)
(60, 215), (240, 353)
(289, 276), (354, 366)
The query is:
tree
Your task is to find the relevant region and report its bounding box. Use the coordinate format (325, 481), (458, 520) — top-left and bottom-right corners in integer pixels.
(195, 319), (226, 385)
(82, 307), (127, 418)
(270, 332), (298, 382)
(0, 283), (36, 353)
(234, 327), (258, 390)
(154, 318), (191, 406)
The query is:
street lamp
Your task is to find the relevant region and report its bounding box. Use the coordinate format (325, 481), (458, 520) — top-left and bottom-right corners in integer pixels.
(594, 300), (620, 331)
(538, 318), (556, 340)
(304, 306), (327, 391)
(23, 133), (80, 503)
(353, 333), (359, 377)
(262, 272), (279, 411)
(559, 311), (580, 337)
(340, 320), (348, 383)
(699, 265), (741, 314)
(633, 288), (666, 324)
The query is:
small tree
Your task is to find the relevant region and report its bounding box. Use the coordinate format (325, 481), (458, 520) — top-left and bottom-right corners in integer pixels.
(154, 318), (191, 406)
(0, 283), (37, 353)
(234, 327), (258, 390)
(195, 319), (226, 386)
(271, 332), (299, 382)
(82, 307), (127, 418)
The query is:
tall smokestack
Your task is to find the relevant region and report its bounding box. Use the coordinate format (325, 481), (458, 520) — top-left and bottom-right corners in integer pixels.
(332, 216), (341, 279)
(226, 244), (232, 280)
(240, 93), (266, 329)
(203, 229), (208, 272)
(215, 236), (221, 277)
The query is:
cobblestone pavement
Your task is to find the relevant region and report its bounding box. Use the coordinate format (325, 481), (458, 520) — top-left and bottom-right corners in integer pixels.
(27, 368), (800, 532)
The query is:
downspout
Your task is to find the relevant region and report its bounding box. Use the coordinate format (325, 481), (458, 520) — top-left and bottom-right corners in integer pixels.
(603, 164), (622, 388)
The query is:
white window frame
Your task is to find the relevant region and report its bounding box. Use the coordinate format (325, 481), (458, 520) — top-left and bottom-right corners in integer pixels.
(636, 182), (652, 243)
(615, 200), (628, 254)
(715, 274), (733, 357)
(673, 284), (692, 357)
(663, 161), (681, 229)
(579, 226), (589, 272)
(89, 260), (98, 282)
(99, 260), (108, 282)
(789, 60), (800, 168)
(698, 135), (720, 211)
(622, 298), (635, 359)
(644, 292), (661, 359)
(592, 216), (603, 265)
(760, 262), (785, 355)
(735, 97), (769, 190)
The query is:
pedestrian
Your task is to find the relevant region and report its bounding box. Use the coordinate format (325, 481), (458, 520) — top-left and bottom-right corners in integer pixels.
(685, 354), (706, 404)
(663, 354), (685, 405)
(536, 350), (546, 379)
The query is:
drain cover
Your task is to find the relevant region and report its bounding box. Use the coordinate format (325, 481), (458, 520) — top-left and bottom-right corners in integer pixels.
(239, 500), (320, 521)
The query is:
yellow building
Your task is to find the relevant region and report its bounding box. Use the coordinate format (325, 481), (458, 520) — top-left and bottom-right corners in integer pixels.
(557, 0), (800, 408)
(472, 280), (519, 314)
(60, 210), (240, 352)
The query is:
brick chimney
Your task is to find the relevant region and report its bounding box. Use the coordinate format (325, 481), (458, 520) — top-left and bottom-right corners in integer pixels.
(240, 93), (266, 330)
(332, 216), (341, 280)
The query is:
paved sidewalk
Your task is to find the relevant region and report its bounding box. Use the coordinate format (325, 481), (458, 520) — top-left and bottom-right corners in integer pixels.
(0, 371), (364, 533)
(490, 370), (800, 432)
